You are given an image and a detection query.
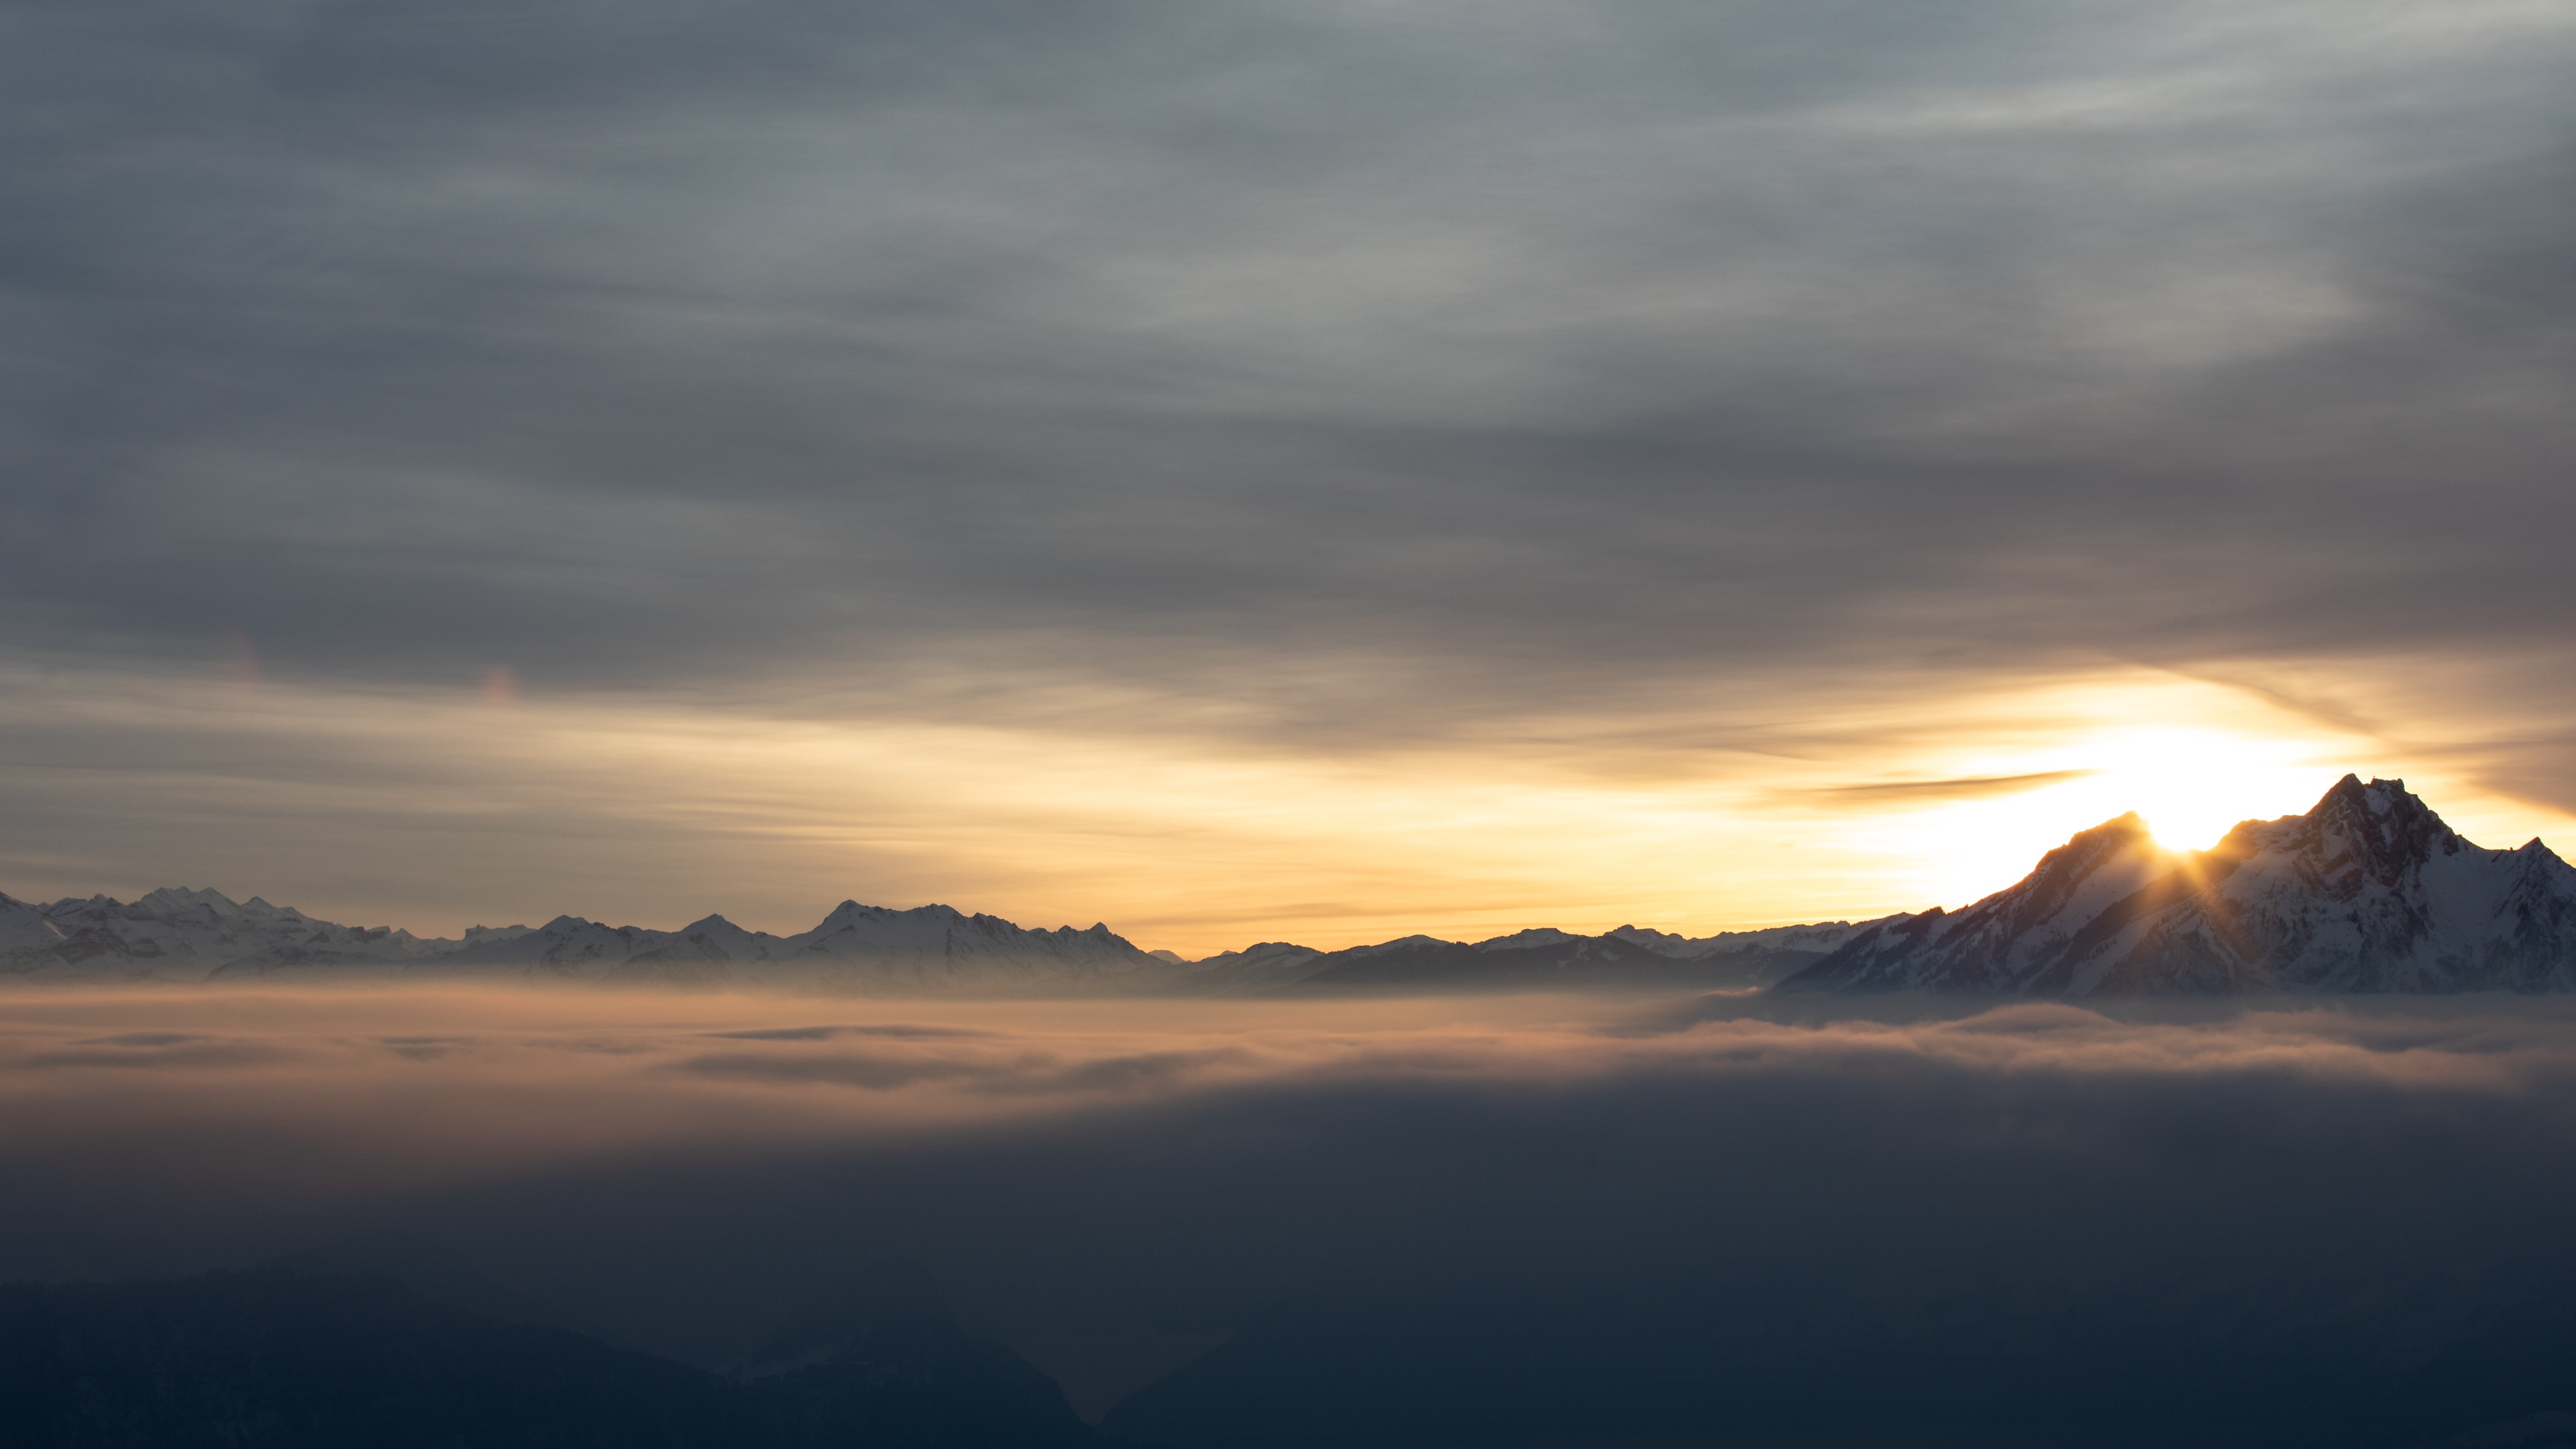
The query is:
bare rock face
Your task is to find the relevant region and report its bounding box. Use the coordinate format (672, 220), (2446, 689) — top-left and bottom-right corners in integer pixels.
(1781, 775), (2576, 995)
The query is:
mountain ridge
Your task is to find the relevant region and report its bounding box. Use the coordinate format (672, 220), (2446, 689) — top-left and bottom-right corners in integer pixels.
(1780, 775), (2576, 995)
(0, 883), (1895, 996)
(13, 775), (2567, 996)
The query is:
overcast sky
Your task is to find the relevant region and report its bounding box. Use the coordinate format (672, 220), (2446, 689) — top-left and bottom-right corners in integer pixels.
(5, 1), (2573, 949)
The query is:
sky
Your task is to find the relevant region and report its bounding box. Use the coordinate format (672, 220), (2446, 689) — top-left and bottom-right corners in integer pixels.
(5, 1), (2575, 955)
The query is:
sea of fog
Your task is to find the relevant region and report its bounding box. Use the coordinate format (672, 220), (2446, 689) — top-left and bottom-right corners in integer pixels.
(7, 987), (2576, 1444)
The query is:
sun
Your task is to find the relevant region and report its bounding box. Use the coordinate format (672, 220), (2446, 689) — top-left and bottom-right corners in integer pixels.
(1853, 717), (2359, 911)
(2082, 727), (2328, 851)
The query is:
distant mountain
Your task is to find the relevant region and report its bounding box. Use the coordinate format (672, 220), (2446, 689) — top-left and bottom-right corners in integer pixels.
(0, 1261), (1096, 1448)
(733, 1264), (1095, 1448)
(1780, 775), (2576, 994)
(427, 900), (1185, 995)
(0, 892), (1189, 996)
(775, 902), (1173, 994)
(1171, 941), (1331, 991)
(0, 884), (1892, 996)
(1249, 916), (1900, 994)
(0, 887), (466, 982)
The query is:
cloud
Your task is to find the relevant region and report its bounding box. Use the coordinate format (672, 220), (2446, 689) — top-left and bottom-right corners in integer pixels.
(3, 2), (2570, 722)
(5, 987), (2576, 1407)
(1794, 768), (2102, 801)
(3, 983), (2573, 1440)
(673, 1049), (994, 1091)
(702, 1024), (998, 1041)
(3, 3), (2575, 941)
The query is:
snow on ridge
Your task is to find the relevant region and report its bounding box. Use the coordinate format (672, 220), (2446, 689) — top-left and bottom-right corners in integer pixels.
(0, 881), (1945, 996)
(1781, 775), (2576, 996)
(40, 784), (2544, 1000)
(0, 889), (1189, 995)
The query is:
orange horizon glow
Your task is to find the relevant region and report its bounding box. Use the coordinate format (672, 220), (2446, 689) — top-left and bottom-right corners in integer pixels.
(1, 661), (2568, 959)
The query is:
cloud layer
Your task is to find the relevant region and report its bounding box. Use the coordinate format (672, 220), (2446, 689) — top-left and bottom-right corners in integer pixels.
(8, 986), (2576, 1439)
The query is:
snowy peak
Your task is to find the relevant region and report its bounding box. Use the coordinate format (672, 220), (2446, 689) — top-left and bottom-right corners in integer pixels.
(1608, 918), (1890, 959)
(1995, 812), (2172, 924)
(780, 902), (1177, 991)
(1190, 913), (1919, 995)
(0, 892), (68, 953)
(441, 916), (681, 974)
(2222, 774), (2459, 888)
(0, 887), (464, 982)
(1782, 776), (2576, 996)
(0, 887), (1194, 994)
(1474, 928), (1583, 953)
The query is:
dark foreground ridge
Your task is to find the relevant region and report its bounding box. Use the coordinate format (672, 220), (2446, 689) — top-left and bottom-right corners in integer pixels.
(10, 1237), (2576, 1449)
(0, 1259), (1096, 1449)
(1782, 775), (2576, 994)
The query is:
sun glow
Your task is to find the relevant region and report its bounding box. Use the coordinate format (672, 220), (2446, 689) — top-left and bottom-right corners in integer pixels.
(9, 661), (2570, 955)
(2085, 728), (2337, 850)
(1827, 697), (2389, 915)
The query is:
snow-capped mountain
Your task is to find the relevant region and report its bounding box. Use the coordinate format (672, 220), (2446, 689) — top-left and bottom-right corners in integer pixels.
(33, 775), (2559, 998)
(1167, 941), (1331, 993)
(1780, 775), (2576, 994)
(0, 882), (1911, 996)
(436, 914), (687, 977)
(1605, 919), (1876, 959)
(1187, 915), (1909, 994)
(0, 889), (1188, 995)
(0, 886), (465, 983)
(780, 901), (1171, 991)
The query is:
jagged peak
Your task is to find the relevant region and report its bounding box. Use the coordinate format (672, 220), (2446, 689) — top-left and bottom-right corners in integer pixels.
(2015, 812), (2173, 877)
(2311, 773), (2436, 818)
(2506, 837), (2573, 873)
(141, 885), (241, 910)
(1477, 927), (1583, 951)
(812, 900), (967, 925)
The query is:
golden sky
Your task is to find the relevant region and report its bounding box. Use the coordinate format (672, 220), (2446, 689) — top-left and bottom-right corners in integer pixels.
(4, 3), (2571, 955)
(5, 656), (2567, 957)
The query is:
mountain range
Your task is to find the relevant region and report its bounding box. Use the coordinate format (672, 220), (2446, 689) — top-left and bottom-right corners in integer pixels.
(7, 775), (2570, 996)
(0, 885), (1881, 995)
(1780, 775), (2576, 994)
